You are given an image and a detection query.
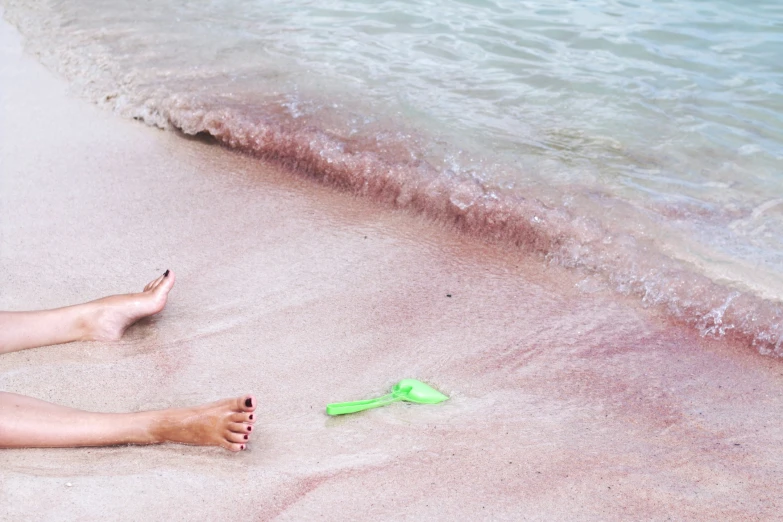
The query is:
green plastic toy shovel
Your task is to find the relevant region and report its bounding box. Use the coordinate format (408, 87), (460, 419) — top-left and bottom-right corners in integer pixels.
(326, 379), (448, 416)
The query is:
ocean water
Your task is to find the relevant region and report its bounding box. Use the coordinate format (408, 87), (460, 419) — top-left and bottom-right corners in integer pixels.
(3, 0), (782, 354)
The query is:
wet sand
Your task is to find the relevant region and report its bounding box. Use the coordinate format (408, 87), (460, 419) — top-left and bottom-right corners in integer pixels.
(1, 15), (782, 520)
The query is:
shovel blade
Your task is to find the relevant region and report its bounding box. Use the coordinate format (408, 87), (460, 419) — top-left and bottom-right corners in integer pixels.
(393, 379), (449, 404)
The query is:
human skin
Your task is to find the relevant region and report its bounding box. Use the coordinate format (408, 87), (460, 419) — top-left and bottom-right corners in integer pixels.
(0, 270), (176, 354)
(0, 271), (256, 452)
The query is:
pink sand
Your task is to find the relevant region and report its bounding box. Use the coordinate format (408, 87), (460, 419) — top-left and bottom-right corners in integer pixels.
(1, 14), (782, 520)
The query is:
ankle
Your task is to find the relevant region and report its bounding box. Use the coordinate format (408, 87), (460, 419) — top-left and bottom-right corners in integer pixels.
(75, 300), (107, 342)
(146, 410), (180, 444)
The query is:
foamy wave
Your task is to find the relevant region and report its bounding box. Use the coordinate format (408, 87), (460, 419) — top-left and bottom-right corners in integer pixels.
(151, 95), (782, 357)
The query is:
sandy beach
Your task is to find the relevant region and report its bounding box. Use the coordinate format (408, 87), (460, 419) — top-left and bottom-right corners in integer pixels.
(1, 12), (782, 520)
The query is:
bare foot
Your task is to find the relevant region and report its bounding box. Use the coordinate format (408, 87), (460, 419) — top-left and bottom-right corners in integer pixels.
(84, 270), (176, 341)
(150, 395), (257, 452)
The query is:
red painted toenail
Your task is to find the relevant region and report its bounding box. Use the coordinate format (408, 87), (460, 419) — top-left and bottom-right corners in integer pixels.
(241, 445), (246, 450)
(247, 426), (251, 431)
(249, 414), (254, 420)
(164, 269), (170, 277)
(244, 434), (248, 440)
(245, 398), (253, 408)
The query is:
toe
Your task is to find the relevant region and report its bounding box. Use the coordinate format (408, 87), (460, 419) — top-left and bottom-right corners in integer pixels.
(228, 422), (252, 434)
(226, 430), (250, 444)
(144, 273), (166, 292)
(229, 412), (255, 424)
(239, 395), (256, 412)
(223, 441), (245, 452)
(153, 270), (176, 296)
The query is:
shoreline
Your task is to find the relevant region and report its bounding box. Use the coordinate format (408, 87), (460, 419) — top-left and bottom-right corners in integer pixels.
(2, 11), (783, 520)
(4, 2), (783, 357)
(5, 1), (783, 358)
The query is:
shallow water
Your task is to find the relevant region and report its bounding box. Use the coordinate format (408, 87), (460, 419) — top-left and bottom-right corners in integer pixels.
(3, 0), (782, 354)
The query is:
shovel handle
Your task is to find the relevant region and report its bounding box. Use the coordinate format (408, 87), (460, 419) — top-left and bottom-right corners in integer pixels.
(326, 394), (399, 416)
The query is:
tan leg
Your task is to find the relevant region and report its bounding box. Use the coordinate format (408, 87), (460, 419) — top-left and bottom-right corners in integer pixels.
(0, 392), (257, 452)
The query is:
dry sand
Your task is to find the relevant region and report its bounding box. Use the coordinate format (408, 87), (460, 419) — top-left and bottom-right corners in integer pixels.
(1, 14), (782, 520)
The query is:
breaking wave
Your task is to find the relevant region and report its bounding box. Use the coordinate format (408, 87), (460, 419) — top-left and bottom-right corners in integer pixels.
(152, 94), (782, 356)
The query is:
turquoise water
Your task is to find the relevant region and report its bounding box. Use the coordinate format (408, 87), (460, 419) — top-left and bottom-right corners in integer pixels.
(3, 0), (783, 352)
(249, 0), (783, 180)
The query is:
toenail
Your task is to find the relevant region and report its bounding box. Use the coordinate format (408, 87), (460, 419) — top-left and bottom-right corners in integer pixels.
(249, 414), (254, 420)
(164, 269), (170, 277)
(244, 434), (248, 440)
(245, 398), (253, 408)
(247, 426), (251, 431)
(241, 445), (246, 450)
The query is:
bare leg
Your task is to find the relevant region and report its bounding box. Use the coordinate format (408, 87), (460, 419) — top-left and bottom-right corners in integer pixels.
(0, 270), (176, 354)
(0, 392), (257, 452)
